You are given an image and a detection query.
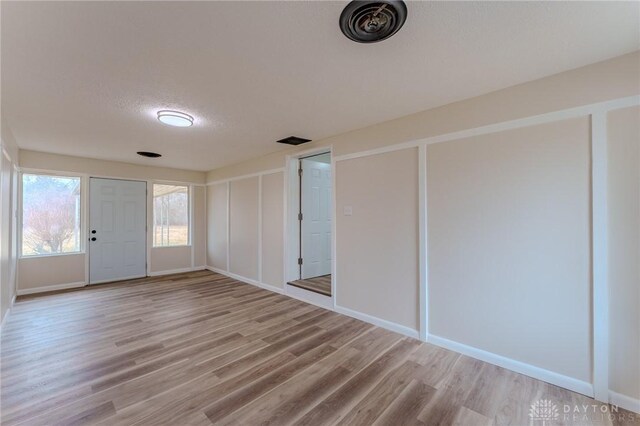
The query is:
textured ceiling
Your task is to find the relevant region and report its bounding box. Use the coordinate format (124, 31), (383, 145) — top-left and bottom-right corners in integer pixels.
(2, 1), (639, 171)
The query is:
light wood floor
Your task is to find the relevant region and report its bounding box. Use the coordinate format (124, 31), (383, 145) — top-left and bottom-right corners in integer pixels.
(288, 274), (332, 296)
(0, 271), (633, 425)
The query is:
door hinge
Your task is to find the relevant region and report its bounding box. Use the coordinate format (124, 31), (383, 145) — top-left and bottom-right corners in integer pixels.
(298, 167), (303, 177)
(298, 257), (303, 265)
(298, 212), (303, 221)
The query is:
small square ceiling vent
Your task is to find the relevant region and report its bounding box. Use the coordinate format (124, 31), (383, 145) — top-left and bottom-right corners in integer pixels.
(277, 136), (312, 146)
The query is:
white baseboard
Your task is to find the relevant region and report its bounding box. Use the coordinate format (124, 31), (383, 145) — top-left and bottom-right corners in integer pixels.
(16, 281), (86, 296)
(427, 334), (594, 397)
(0, 294), (15, 329)
(286, 284), (333, 309)
(206, 266), (285, 294)
(1, 309), (9, 329)
(205, 265), (226, 274)
(609, 391), (640, 414)
(17, 269), (206, 294)
(148, 266), (206, 277)
(335, 305), (420, 339)
(260, 282), (286, 294)
(205, 266), (417, 338)
(201, 267), (614, 400)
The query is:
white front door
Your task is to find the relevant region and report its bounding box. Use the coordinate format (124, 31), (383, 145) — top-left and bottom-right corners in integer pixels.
(301, 158), (332, 279)
(89, 178), (147, 284)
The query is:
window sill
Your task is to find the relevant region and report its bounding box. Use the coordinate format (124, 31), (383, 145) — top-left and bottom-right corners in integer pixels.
(20, 251), (85, 259)
(152, 245), (192, 249)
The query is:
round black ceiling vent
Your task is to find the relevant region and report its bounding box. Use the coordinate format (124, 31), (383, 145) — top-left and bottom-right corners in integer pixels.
(339, 0), (407, 43)
(137, 151), (162, 158)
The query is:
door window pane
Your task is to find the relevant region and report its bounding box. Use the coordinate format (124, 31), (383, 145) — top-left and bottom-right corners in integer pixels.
(22, 174), (81, 256)
(153, 184), (189, 247)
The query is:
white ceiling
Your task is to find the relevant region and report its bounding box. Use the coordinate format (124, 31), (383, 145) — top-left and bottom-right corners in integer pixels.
(2, 1), (638, 172)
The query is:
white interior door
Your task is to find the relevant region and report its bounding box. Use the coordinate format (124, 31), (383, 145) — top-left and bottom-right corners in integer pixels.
(301, 158), (332, 279)
(89, 178), (147, 284)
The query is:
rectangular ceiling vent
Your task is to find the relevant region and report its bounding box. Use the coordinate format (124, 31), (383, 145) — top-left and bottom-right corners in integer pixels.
(276, 136), (312, 146)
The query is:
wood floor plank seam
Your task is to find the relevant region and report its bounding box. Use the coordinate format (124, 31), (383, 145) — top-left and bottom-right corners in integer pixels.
(212, 327), (403, 426)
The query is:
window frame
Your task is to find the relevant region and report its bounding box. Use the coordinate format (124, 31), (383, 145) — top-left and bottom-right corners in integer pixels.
(151, 183), (192, 248)
(19, 170), (86, 258)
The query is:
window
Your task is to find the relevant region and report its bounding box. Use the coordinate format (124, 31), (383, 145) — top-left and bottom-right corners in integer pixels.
(22, 174), (81, 256)
(153, 184), (189, 247)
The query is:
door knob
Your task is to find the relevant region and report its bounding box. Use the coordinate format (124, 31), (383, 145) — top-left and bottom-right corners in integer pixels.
(91, 237), (97, 241)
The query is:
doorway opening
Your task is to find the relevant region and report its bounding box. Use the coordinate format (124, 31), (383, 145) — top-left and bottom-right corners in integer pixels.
(286, 151), (333, 298)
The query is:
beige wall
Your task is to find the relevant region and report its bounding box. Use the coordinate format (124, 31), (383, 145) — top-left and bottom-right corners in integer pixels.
(18, 254), (85, 291)
(0, 151), (18, 323)
(21, 150), (205, 184)
(1, 119), (20, 162)
(1, 153), (13, 318)
(205, 171), (284, 290)
(17, 152), (207, 291)
(427, 117), (591, 382)
(192, 185), (207, 268)
(607, 106), (640, 400)
(150, 246), (191, 273)
(207, 182), (228, 270)
(202, 52), (640, 406)
(261, 172), (284, 288)
(336, 148), (419, 329)
(207, 51), (639, 182)
(229, 177), (259, 280)
(1, 122), (19, 326)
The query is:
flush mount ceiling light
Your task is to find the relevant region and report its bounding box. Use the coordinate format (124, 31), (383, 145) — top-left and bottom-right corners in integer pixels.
(340, 0), (407, 43)
(157, 110), (194, 127)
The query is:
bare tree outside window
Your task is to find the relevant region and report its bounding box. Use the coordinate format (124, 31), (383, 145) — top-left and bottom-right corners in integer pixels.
(22, 174), (81, 256)
(153, 184), (189, 247)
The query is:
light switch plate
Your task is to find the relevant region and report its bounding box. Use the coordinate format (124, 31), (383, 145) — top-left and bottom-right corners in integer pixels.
(343, 206), (353, 216)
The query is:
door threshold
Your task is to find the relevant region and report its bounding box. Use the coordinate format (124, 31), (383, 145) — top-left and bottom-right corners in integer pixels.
(287, 275), (332, 297)
(89, 274), (147, 285)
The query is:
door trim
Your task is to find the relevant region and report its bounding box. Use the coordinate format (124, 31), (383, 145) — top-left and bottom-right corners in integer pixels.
(299, 156), (332, 279)
(284, 146), (335, 307)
